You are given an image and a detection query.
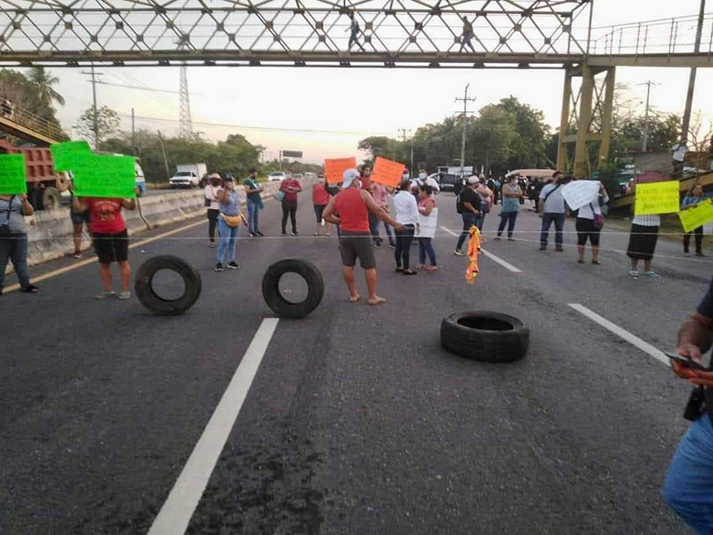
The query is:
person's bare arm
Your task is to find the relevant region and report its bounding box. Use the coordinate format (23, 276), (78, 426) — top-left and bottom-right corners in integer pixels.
(71, 192), (86, 213)
(20, 194), (33, 216)
(121, 191), (137, 210)
(362, 190), (401, 229)
(218, 188), (230, 203)
(672, 313), (713, 385)
(322, 198), (340, 224)
(419, 199), (434, 216)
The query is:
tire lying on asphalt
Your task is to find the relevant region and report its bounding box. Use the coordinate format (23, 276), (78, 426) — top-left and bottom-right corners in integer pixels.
(134, 255), (202, 315)
(440, 311), (529, 363)
(262, 259), (324, 319)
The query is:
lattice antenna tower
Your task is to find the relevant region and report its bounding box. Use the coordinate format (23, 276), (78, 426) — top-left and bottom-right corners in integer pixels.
(178, 64), (193, 137)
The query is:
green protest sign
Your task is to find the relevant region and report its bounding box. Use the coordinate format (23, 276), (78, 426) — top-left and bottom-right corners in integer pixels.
(73, 153), (136, 199)
(51, 140), (91, 172)
(0, 153), (27, 194)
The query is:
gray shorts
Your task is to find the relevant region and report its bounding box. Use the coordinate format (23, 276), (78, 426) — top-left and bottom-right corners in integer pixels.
(339, 232), (376, 269)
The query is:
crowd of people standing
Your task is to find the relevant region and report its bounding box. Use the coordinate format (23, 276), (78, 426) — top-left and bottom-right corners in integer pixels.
(1, 165), (710, 299)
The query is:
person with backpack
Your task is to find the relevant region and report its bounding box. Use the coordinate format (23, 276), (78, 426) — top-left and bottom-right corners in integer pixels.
(538, 171), (567, 251)
(454, 176), (482, 255)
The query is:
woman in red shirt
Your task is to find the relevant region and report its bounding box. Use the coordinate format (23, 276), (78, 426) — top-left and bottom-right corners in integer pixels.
(72, 188), (137, 299)
(312, 177), (331, 236)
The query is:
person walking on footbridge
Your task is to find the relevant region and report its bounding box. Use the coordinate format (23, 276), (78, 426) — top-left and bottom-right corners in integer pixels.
(459, 16), (476, 53)
(346, 12), (365, 52)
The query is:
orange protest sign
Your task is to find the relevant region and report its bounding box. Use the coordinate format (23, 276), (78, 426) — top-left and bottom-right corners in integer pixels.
(325, 157), (357, 184)
(371, 157), (405, 188)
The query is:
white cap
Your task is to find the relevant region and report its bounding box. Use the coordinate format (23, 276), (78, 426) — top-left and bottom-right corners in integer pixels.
(468, 176), (479, 184)
(342, 168), (360, 188)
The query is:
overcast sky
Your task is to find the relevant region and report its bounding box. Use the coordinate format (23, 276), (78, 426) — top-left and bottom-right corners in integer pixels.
(42, 0), (713, 165)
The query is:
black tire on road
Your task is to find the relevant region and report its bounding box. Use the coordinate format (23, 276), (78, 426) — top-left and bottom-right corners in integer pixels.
(440, 311), (529, 363)
(262, 259), (324, 319)
(42, 186), (61, 211)
(134, 255), (202, 315)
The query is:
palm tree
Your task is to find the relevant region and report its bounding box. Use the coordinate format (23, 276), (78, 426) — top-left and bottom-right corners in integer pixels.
(28, 66), (65, 109)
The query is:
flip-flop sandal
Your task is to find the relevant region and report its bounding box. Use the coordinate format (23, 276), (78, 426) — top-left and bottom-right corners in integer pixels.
(628, 270), (639, 279)
(577, 259), (585, 264)
(95, 291), (116, 299)
(368, 297), (387, 306)
(348, 295), (361, 303)
(395, 267), (403, 273)
(592, 260), (601, 265)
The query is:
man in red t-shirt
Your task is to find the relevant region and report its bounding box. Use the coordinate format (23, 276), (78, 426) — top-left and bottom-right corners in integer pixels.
(323, 169), (403, 305)
(279, 174), (302, 236)
(71, 185), (137, 299)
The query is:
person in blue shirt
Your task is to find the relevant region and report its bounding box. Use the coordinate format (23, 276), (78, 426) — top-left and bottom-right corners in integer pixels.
(664, 278), (713, 532)
(681, 185), (707, 257)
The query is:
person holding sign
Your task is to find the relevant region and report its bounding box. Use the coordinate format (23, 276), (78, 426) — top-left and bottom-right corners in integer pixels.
(322, 169), (403, 305)
(625, 178), (661, 279)
(575, 183), (609, 265)
(71, 185), (136, 299)
(681, 185), (707, 257)
(0, 194), (39, 295)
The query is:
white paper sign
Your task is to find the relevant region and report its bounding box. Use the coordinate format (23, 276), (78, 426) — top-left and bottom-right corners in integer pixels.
(418, 207), (438, 238)
(561, 180), (601, 211)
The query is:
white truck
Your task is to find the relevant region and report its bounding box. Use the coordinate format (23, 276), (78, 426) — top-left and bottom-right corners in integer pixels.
(170, 163), (207, 188)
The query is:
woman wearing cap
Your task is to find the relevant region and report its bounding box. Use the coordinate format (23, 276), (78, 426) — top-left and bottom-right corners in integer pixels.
(393, 179), (420, 275)
(495, 175), (523, 241)
(204, 173), (222, 248)
(215, 175), (243, 272)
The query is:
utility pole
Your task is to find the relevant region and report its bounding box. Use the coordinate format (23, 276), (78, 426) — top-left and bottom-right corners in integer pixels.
(681, 0), (706, 143)
(157, 130), (170, 181)
(639, 80), (657, 153)
(131, 107), (136, 156)
(398, 128), (412, 174)
(455, 83), (476, 180)
(81, 65), (103, 148)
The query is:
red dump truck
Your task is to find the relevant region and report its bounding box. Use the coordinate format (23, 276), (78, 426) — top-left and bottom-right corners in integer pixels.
(0, 140), (147, 210)
(0, 139), (67, 210)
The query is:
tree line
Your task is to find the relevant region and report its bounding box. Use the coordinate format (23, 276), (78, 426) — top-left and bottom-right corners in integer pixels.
(359, 92), (684, 177)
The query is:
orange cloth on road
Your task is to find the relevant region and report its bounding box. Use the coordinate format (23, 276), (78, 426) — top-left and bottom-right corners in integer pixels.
(465, 225), (481, 284)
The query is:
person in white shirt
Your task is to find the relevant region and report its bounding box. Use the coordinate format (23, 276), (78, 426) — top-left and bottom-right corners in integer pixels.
(414, 170), (440, 193)
(204, 173), (222, 248)
(575, 182), (609, 265)
(538, 171), (567, 251)
(393, 179), (420, 275)
(672, 141), (687, 178)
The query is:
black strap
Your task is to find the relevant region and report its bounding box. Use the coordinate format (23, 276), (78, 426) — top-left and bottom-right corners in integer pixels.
(4, 194), (14, 220)
(542, 183), (561, 205)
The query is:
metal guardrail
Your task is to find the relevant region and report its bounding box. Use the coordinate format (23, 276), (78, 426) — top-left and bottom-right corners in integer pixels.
(0, 97), (67, 144)
(591, 13), (713, 58)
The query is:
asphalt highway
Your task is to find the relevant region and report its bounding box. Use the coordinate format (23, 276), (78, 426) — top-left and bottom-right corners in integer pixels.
(1, 192), (711, 535)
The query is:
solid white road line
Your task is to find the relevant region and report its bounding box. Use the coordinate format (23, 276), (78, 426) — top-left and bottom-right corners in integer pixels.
(439, 225), (522, 273)
(147, 318), (280, 535)
(568, 303), (669, 366)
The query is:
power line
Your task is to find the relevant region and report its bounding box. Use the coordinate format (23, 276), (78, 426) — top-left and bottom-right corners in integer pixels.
(122, 112), (396, 136)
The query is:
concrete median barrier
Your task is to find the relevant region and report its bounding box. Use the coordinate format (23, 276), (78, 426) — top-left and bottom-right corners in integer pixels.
(14, 179), (306, 269)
